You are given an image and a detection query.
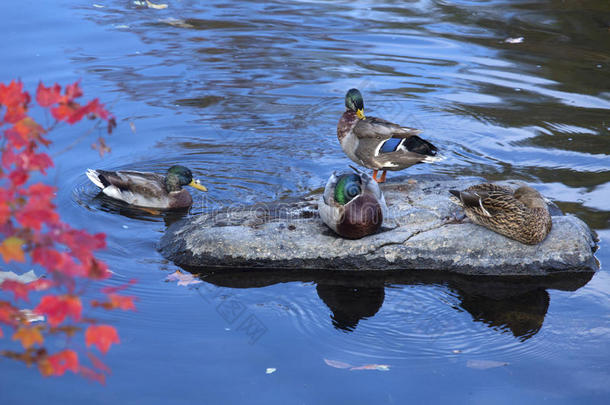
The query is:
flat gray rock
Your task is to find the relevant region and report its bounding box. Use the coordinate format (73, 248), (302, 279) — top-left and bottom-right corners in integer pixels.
(159, 175), (599, 275)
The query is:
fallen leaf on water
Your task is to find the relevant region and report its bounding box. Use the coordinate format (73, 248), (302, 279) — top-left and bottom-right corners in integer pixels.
(146, 0), (168, 9)
(350, 364), (390, 371)
(324, 358), (352, 369)
(466, 359), (509, 370)
(265, 368), (276, 374)
(324, 358), (389, 371)
(504, 37), (524, 44)
(165, 270), (202, 287)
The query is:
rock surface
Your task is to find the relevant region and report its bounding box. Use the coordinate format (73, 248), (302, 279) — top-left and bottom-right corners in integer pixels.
(159, 175), (599, 275)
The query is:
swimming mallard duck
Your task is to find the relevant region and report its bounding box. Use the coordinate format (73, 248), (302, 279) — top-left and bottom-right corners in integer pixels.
(337, 88), (439, 183)
(449, 183), (552, 245)
(319, 167), (387, 239)
(86, 165), (207, 210)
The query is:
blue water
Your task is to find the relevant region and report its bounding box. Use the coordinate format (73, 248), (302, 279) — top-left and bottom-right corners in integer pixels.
(1, 0), (609, 403)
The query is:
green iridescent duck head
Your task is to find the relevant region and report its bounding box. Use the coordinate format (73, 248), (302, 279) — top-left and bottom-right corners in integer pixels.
(319, 168), (386, 239)
(165, 165), (208, 193)
(345, 88), (366, 119)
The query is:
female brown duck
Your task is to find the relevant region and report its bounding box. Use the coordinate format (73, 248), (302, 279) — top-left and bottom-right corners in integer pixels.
(449, 183), (552, 245)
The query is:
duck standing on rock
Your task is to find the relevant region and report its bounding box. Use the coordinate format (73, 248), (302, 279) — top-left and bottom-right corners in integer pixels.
(449, 183), (552, 245)
(319, 167), (387, 239)
(86, 165), (207, 210)
(337, 88), (439, 183)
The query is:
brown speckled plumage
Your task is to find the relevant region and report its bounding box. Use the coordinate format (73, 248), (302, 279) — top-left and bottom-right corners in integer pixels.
(449, 183), (552, 245)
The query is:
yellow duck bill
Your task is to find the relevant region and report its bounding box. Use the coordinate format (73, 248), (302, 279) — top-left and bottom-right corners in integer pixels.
(189, 179), (208, 192)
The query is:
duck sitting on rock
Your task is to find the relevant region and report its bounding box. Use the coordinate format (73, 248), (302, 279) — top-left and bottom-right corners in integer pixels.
(86, 165), (207, 210)
(449, 183), (552, 245)
(319, 167), (387, 239)
(337, 88), (439, 183)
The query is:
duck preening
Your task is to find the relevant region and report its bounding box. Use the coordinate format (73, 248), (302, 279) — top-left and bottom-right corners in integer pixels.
(337, 88), (440, 183)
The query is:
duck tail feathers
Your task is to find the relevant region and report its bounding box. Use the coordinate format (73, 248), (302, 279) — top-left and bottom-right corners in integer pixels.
(86, 169), (105, 189)
(422, 154), (445, 163)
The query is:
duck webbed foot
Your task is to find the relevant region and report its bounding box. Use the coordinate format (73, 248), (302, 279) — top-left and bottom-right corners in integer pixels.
(371, 169), (387, 183)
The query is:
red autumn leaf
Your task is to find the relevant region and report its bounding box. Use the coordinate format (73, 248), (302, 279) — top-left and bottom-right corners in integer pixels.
(0, 81), (30, 123)
(1, 280), (32, 301)
(4, 126), (29, 149)
(47, 349), (79, 376)
(85, 325), (119, 354)
(0, 191), (11, 224)
(8, 169), (29, 187)
(36, 82), (62, 107)
(29, 278), (54, 292)
(0, 236), (26, 263)
(12, 326), (44, 349)
(63, 82), (83, 102)
(0, 302), (19, 326)
(15, 192), (59, 229)
(50, 103), (77, 122)
(34, 295), (82, 326)
(31, 247), (85, 276)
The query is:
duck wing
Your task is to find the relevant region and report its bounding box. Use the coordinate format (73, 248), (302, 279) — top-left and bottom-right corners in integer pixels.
(95, 170), (165, 196)
(352, 116), (422, 140)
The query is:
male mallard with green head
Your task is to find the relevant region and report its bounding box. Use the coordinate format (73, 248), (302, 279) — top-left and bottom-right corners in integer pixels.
(319, 167), (387, 239)
(86, 165), (207, 210)
(337, 88), (439, 183)
(449, 183), (552, 245)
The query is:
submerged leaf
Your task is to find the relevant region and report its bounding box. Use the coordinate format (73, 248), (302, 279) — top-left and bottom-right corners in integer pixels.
(165, 270), (202, 287)
(323, 358), (352, 369)
(466, 359), (509, 370)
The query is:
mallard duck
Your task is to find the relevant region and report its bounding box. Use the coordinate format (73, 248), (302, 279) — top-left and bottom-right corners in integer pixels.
(319, 167), (387, 239)
(86, 165), (207, 210)
(337, 88), (439, 183)
(449, 183), (552, 245)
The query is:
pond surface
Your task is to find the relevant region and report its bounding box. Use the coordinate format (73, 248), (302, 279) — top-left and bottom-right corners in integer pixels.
(1, 0), (609, 403)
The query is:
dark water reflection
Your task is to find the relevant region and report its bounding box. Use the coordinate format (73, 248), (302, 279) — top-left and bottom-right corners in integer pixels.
(198, 269), (593, 341)
(1, 0), (609, 403)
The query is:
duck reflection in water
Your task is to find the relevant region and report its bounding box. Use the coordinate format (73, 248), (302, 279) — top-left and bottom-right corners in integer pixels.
(189, 269), (593, 339)
(316, 284), (385, 332)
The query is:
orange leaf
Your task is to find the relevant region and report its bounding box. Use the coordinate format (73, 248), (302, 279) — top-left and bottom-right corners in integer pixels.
(47, 349), (79, 376)
(0, 237), (25, 263)
(109, 294), (136, 311)
(85, 325), (119, 354)
(13, 326), (43, 349)
(0, 302), (19, 326)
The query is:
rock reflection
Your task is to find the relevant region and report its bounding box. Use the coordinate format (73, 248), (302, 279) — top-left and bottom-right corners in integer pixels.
(194, 268), (594, 339)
